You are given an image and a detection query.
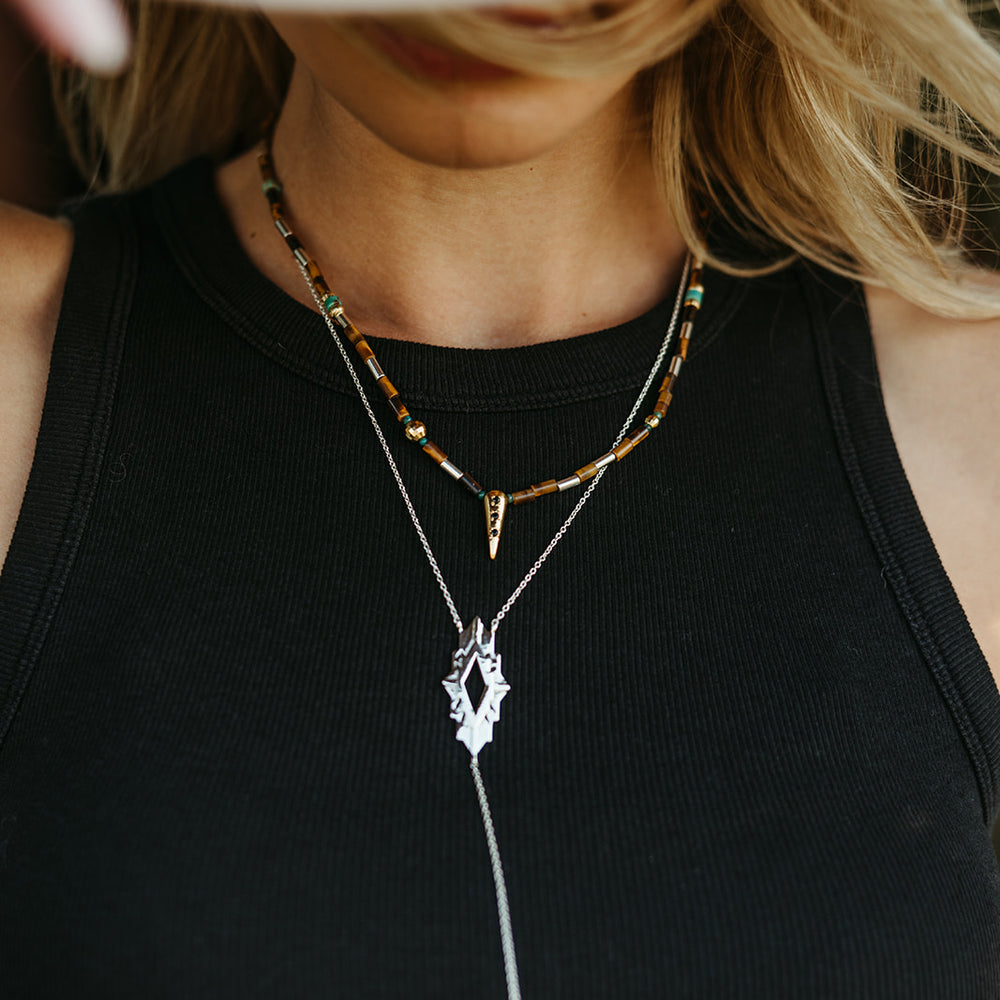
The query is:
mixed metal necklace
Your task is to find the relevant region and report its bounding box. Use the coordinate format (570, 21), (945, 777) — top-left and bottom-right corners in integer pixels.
(258, 144), (705, 1000)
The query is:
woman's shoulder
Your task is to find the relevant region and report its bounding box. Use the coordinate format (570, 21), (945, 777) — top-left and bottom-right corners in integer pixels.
(866, 283), (1000, 684)
(0, 200), (73, 571)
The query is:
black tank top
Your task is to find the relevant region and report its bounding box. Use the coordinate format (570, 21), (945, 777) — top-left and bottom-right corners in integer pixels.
(2, 161), (999, 998)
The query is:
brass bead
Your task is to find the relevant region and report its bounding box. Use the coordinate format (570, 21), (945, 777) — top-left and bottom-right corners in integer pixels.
(405, 421), (427, 442)
(645, 413), (661, 428)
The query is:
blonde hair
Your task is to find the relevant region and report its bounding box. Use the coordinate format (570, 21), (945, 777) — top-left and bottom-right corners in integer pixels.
(53, 0), (1000, 316)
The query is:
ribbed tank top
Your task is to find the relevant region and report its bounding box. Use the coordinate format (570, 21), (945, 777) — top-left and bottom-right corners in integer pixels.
(1, 161), (999, 998)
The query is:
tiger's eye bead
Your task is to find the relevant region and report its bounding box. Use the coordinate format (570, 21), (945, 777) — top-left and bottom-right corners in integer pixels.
(405, 421), (428, 443)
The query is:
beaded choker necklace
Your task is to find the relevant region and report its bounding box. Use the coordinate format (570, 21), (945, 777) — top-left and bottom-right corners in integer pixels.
(258, 144), (705, 1000)
(258, 149), (703, 560)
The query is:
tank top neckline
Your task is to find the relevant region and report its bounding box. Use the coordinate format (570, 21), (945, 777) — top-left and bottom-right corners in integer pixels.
(151, 158), (748, 414)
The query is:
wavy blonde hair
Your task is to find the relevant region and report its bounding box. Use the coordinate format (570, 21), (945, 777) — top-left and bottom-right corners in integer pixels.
(53, 0), (1000, 316)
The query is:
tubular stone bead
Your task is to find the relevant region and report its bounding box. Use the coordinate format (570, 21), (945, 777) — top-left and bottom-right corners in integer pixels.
(307, 260), (323, 283)
(627, 426), (650, 446)
(653, 393), (672, 416)
(459, 473), (483, 496)
(389, 397), (410, 420)
(678, 338), (690, 361)
(377, 376), (401, 401)
(532, 480), (560, 498)
(510, 489), (535, 505)
(422, 441), (449, 465)
(355, 340), (375, 364)
(658, 372), (677, 395)
(575, 461), (600, 482)
(270, 203), (282, 222)
(612, 439), (635, 460)
(314, 277), (331, 299)
(343, 322), (364, 345)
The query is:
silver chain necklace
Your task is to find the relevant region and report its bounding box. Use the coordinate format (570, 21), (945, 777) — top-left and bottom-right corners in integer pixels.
(292, 253), (692, 1000)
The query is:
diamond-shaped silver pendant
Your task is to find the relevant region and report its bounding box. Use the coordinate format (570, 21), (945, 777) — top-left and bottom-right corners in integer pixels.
(442, 617), (511, 757)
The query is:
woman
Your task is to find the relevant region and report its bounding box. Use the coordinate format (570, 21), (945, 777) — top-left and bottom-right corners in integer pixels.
(1, 0), (999, 996)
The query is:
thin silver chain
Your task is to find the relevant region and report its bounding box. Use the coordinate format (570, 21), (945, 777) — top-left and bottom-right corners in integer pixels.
(471, 755), (522, 1000)
(298, 255), (691, 1000)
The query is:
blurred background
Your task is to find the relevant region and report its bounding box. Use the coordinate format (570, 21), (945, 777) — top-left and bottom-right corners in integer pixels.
(0, 4), (79, 211)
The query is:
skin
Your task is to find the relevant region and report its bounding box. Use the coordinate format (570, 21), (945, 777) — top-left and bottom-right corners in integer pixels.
(0, 0), (998, 687)
(216, 12), (685, 348)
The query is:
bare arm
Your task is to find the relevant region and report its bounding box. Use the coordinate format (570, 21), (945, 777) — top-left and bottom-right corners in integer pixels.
(0, 202), (72, 571)
(868, 285), (1000, 686)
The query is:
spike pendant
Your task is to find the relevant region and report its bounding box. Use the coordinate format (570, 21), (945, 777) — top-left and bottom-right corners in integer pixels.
(484, 491), (509, 560)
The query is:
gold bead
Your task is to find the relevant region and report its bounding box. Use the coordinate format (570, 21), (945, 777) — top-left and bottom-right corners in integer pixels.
(645, 413), (661, 428)
(405, 421), (427, 442)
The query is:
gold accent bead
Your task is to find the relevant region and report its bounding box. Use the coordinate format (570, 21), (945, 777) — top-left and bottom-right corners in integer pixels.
(645, 413), (661, 428)
(405, 421), (427, 442)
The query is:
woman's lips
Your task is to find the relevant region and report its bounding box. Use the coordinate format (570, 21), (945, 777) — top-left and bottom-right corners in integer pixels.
(363, 21), (519, 83)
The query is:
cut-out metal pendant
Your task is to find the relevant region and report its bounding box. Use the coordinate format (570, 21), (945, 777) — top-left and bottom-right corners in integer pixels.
(442, 617), (510, 756)
(484, 490), (508, 560)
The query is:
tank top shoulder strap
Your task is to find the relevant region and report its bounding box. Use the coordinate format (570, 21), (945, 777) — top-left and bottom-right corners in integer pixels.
(0, 191), (138, 747)
(803, 264), (1000, 823)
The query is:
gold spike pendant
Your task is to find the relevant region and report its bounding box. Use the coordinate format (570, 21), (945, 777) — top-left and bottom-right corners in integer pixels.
(484, 491), (508, 560)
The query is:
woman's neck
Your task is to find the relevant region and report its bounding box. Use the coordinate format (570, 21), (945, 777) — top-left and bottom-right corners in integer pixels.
(217, 64), (686, 348)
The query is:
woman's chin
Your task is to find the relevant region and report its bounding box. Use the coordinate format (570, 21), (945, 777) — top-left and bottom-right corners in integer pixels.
(268, 12), (640, 173)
